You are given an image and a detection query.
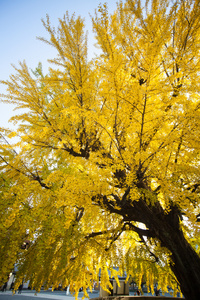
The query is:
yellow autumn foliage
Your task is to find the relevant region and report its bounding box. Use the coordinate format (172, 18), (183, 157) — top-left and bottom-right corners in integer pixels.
(0, 1), (200, 299)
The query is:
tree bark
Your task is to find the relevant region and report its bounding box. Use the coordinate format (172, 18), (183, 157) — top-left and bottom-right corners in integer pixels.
(129, 198), (200, 300)
(152, 211), (200, 300)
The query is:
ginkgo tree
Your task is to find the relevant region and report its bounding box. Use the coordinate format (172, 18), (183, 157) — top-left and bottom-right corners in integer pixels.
(0, 1), (200, 299)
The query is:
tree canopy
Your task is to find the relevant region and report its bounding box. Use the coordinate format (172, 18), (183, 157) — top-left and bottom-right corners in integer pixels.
(0, 1), (200, 299)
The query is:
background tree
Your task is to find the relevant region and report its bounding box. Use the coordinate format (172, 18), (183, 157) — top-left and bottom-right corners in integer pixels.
(0, 1), (200, 299)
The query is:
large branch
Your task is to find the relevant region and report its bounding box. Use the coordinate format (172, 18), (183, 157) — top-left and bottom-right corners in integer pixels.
(85, 230), (113, 239)
(126, 222), (155, 238)
(92, 192), (154, 226)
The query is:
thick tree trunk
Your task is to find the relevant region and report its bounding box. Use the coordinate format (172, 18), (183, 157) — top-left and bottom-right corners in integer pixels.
(155, 214), (200, 300)
(169, 237), (200, 300)
(107, 186), (200, 300)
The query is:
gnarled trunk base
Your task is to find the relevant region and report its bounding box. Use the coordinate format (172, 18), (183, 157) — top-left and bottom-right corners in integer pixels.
(157, 221), (200, 300)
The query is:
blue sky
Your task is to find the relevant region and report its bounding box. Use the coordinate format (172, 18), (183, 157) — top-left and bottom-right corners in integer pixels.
(0, 0), (120, 127)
